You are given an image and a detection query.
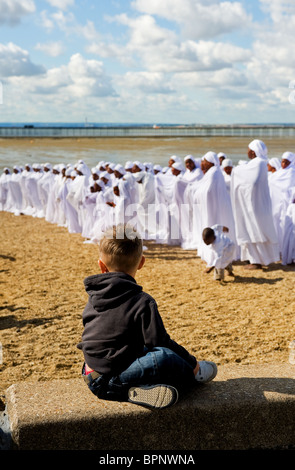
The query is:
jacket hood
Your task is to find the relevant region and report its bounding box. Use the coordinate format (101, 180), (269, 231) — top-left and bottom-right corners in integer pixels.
(84, 272), (143, 311)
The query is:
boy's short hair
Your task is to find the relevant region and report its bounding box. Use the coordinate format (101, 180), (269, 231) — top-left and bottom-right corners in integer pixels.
(202, 227), (215, 243)
(99, 224), (143, 271)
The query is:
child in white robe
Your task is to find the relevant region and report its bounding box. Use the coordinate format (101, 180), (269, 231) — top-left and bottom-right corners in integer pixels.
(202, 225), (236, 281)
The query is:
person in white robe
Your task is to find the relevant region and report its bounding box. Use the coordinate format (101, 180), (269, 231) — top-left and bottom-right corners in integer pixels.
(268, 151), (295, 256)
(190, 151), (237, 262)
(281, 189), (295, 265)
(23, 164), (44, 217)
(81, 181), (105, 239)
(5, 166), (23, 215)
(183, 156), (203, 183)
(45, 165), (66, 226)
(218, 152), (227, 167)
(153, 164), (162, 175)
(0, 168), (11, 211)
(124, 161), (134, 173)
(18, 164), (33, 213)
(267, 158), (281, 176)
(89, 183), (113, 243)
(221, 159), (233, 193)
(178, 157), (204, 249)
(231, 139), (279, 269)
(165, 155), (182, 175)
(154, 163), (179, 244)
(37, 163), (55, 215)
(66, 164), (89, 231)
(132, 166), (155, 239)
(202, 225), (236, 280)
(58, 168), (82, 234)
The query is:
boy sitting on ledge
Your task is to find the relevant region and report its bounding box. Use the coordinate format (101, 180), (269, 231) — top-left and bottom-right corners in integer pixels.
(77, 224), (217, 410)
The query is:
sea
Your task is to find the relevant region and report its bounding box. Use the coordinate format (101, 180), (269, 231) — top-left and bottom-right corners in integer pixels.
(0, 122), (295, 172)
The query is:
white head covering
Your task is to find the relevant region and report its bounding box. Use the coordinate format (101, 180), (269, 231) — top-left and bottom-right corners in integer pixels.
(281, 151), (295, 166)
(248, 139), (268, 160)
(125, 161), (134, 170)
(32, 163), (42, 170)
(100, 171), (110, 180)
(218, 152), (227, 159)
(268, 158), (281, 171)
(172, 161), (185, 173)
(133, 161), (145, 172)
(108, 163), (116, 171)
(153, 164), (162, 172)
(202, 151), (220, 167)
(170, 155), (181, 163)
(76, 163), (85, 174)
(222, 158), (233, 168)
(114, 164), (126, 175)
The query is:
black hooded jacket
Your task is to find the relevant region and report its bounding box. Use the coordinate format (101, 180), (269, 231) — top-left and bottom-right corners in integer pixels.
(77, 271), (196, 376)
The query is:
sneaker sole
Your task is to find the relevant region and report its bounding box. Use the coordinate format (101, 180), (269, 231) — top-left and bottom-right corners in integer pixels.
(128, 385), (179, 409)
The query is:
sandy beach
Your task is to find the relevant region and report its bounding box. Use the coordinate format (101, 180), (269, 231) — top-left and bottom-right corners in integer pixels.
(1, 210), (294, 409)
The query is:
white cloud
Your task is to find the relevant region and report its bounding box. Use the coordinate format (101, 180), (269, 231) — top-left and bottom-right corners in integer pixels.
(8, 53), (116, 98)
(40, 9), (100, 41)
(132, 0), (251, 39)
(35, 41), (65, 57)
(118, 71), (175, 94)
(0, 0), (35, 25)
(45, 0), (74, 11)
(0, 42), (45, 76)
(111, 14), (251, 73)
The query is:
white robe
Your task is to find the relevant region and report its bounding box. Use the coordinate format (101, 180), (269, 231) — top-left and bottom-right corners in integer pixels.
(45, 174), (66, 226)
(0, 171), (11, 210)
(204, 225), (236, 269)
(189, 166), (237, 262)
(269, 165), (295, 254)
(281, 201), (295, 265)
(231, 157), (279, 265)
(5, 172), (23, 215)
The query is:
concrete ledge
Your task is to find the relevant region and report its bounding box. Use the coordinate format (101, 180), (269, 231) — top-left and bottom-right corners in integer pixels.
(2, 364), (295, 450)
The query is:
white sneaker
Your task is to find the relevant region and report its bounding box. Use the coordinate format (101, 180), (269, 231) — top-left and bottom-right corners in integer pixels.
(195, 361), (218, 383)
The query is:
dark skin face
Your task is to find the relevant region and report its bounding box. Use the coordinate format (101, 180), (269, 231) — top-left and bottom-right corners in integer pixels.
(248, 148), (256, 160)
(223, 166), (232, 175)
(131, 165), (141, 173)
(219, 156), (225, 166)
(203, 234), (215, 246)
(201, 159), (214, 174)
(281, 159), (291, 169)
(185, 159), (196, 171)
(267, 163), (276, 173)
(113, 186), (120, 197)
(171, 167), (181, 176)
(114, 170), (123, 179)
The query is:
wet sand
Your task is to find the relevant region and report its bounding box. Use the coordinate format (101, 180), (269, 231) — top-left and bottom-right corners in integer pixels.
(1, 211), (294, 408)
(1, 135), (295, 171)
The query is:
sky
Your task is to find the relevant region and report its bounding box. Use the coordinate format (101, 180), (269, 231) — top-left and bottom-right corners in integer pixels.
(0, 0), (295, 124)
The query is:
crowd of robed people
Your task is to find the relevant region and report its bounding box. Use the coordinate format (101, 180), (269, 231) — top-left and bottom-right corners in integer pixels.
(0, 139), (294, 270)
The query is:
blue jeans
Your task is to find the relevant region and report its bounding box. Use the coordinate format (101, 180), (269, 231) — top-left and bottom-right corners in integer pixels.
(83, 347), (196, 402)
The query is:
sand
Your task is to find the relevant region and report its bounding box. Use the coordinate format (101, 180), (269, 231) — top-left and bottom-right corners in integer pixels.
(0, 211), (295, 409)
